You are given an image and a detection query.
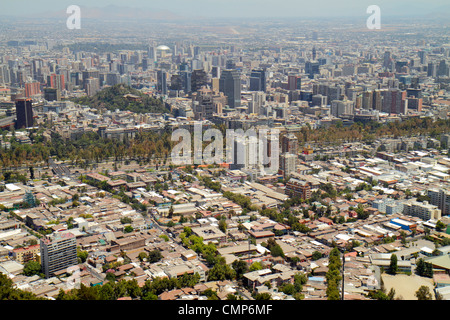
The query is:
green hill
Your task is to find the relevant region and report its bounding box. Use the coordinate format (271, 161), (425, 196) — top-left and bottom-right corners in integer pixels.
(71, 84), (170, 114)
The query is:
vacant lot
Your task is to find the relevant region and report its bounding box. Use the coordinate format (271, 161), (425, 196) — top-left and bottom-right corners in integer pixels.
(381, 274), (434, 300)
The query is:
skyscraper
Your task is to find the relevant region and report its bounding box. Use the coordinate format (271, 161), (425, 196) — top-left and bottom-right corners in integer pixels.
(305, 61), (320, 79)
(362, 91), (373, 110)
(383, 51), (392, 70)
(428, 61), (437, 77)
(428, 189), (450, 216)
(44, 88), (60, 102)
(281, 133), (299, 155)
(249, 69), (266, 92)
(24, 81), (41, 98)
(437, 59), (449, 77)
(219, 69), (241, 108)
(180, 70), (192, 94)
(280, 153), (297, 178)
(287, 75), (301, 91)
(418, 50), (427, 65)
(192, 87), (227, 120)
(382, 89), (408, 114)
(48, 74), (65, 92)
(40, 231), (77, 278)
(157, 70), (168, 95)
(191, 69), (208, 92)
(85, 77), (100, 97)
(148, 46), (157, 63)
(178, 62), (192, 93)
(15, 98), (33, 129)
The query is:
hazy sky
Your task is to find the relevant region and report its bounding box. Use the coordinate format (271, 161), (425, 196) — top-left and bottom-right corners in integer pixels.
(2, 0), (450, 18)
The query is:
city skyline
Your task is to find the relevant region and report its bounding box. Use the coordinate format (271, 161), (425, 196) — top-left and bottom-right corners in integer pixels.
(0, 0), (449, 304)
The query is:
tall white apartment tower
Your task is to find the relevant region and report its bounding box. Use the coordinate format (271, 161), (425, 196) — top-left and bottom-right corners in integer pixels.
(40, 231), (77, 278)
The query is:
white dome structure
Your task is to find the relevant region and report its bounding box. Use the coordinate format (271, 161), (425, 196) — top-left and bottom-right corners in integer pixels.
(156, 45), (170, 51)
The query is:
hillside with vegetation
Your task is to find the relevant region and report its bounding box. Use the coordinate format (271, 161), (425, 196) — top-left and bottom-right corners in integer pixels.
(71, 84), (170, 114)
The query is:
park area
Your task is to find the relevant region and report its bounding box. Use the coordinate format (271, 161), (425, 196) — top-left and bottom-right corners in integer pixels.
(382, 274), (435, 300)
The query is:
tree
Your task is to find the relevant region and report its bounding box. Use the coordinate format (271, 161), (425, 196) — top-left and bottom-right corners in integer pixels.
(254, 292), (272, 300)
(389, 254), (398, 275)
(326, 248), (342, 300)
(249, 261), (264, 272)
(23, 261), (42, 277)
(207, 257), (236, 281)
(218, 219), (227, 233)
(147, 250), (163, 263)
(416, 258), (433, 278)
(266, 238), (285, 258)
(0, 273), (44, 300)
(415, 285), (433, 300)
(232, 260), (248, 280)
(77, 249), (88, 263)
(311, 251), (323, 261)
(436, 220), (446, 232)
(138, 252), (148, 262)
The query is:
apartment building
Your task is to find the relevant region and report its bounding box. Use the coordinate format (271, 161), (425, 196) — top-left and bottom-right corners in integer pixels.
(40, 231), (77, 278)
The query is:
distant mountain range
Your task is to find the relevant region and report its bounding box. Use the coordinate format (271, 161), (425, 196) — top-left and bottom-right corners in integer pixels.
(31, 5), (184, 21)
(1, 3), (449, 21)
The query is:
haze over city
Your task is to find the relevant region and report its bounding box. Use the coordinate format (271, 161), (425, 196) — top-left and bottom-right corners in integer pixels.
(0, 0), (449, 308)
(2, 0), (450, 19)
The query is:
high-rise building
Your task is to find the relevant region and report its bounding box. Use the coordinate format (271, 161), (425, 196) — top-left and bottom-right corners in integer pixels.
(406, 97), (423, 112)
(0, 65), (11, 84)
(281, 133), (299, 155)
(211, 66), (221, 79)
(15, 98), (33, 129)
(24, 81), (41, 98)
(219, 69), (241, 108)
(427, 62), (437, 77)
(418, 50), (427, 65)
(383, 51), (392, 70)
(249, 69), (266, 92)
(44, 88), (61, 102)
(312, 94), (327, 107)
(285, 178), (312, 200)
(180, 71), (192, 94)
(327, 85), (344, 102)
(381, 89), (408, 114)
(362, 91), (373, 110)
(40, 231), (77, 278)
(148, 46), (157, 63)
(305, 61), (320, 79)
(246, 91), (266, 114)
(157, 70), (168, 95)
(372, 90), (383, 111)
(47, 74), (65, 92)
(287, 75), (302, 91)
(437, 59), (449, 77)
(428, 189), (450, 216)
(85, 77), (100, 97)
(280, 153), (297, 178)
(331, 100), (354, 117)
(402, 200), (441, 221)
(191, 69), (208, 93)
(230, 132), (258, 170)
(192, 87), (227, 120)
